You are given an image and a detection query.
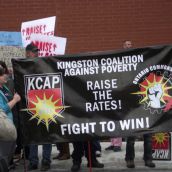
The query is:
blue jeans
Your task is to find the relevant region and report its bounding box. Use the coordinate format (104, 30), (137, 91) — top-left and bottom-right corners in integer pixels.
(29, 144), (52, 165)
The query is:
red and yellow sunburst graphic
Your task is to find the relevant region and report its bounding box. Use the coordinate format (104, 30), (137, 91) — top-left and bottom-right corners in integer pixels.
(132, 73), (172, 110)
(22, 93), (69, 131)
(152, 133), (170, 149)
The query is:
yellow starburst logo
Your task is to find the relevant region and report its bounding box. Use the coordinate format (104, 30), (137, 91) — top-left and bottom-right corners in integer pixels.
(152, 133), (170, 148)
(22, 93), (70, 131)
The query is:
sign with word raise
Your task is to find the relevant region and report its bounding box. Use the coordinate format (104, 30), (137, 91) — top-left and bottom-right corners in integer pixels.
(30, 34), (67, 57)
(12, 44), (172, 144)
(21, 16), (56, 47)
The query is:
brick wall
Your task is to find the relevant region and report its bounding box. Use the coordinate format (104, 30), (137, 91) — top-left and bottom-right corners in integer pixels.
(0, 0), (172, 54)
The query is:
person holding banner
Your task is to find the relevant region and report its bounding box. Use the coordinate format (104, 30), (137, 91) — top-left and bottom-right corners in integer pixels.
(25, 43), (52, 171)
(53, 142), (70, 160)
(105, 41), (133, 153)
(26, 42), (39, 58)
(124, 40), (155, 168)
(0, 61), (21, 170)
(71, 141), (104, 172)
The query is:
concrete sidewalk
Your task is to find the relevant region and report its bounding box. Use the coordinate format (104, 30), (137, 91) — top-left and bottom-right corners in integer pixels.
(11, 141), (172, 172)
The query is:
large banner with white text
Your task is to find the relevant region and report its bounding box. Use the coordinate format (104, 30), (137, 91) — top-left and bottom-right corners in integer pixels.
(12, 45), (172, 144)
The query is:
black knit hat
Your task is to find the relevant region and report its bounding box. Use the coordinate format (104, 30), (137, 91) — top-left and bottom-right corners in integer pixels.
(26, 43), (39, 52)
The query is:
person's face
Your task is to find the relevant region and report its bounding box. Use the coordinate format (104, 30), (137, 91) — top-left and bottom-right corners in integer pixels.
(123, 41), (132, 49)
(26, 50), (39, 58)
(0, 74), (8, 85)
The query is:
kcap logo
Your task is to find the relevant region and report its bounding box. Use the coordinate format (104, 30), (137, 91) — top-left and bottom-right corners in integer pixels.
(23, 73), (68, 130)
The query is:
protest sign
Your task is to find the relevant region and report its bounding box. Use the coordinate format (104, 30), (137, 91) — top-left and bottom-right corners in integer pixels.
(152, 132), (171, 160)
(30, 34), (67, 56)
(12, 45), (172, 144)
(21, 16), (56, 47)
(0, 31), (22, 46)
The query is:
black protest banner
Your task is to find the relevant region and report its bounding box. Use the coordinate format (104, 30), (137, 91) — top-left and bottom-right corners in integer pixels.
(12, 44), (172, 144)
